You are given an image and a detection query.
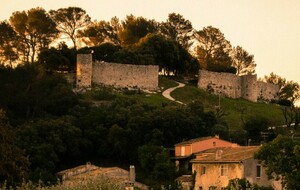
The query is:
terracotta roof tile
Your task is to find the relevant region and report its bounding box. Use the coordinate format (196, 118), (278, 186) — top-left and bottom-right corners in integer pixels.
(175, 136), (214, 145)
(191, 146), (260, 163)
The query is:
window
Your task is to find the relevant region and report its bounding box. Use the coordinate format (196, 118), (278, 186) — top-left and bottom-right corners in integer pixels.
(256, 164), (261, 178)
(180, 146), (185, 156)
(220, 165), (228, 176)
(213, 141), (216, 146)
(199, 187), (203, 190)
(201, 166), (206, 175)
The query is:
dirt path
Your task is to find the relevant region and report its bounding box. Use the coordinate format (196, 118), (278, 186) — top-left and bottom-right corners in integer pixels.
(162, 82), (185, 104)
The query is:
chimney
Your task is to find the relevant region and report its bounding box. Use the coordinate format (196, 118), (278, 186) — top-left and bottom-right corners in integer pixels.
(214, 134), (219, 139)
(129, 165), (135, 183)
(86, 162), (91, 172)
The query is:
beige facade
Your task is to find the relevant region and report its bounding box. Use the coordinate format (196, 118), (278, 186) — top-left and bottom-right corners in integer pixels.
(191, 146), (280, 190)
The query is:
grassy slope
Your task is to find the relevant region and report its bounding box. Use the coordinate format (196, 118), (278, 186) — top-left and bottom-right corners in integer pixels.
(170, 80), (285, 130)
(130, 76), (285, 130)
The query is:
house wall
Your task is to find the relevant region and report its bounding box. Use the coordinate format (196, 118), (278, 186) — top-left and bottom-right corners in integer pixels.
(243, 159), (273, 188)
(175, 145), (191, 157)
(76, 54), (159, 90)
(197, 70), (279, 102)
(190, 138), (237, 156)
(193, 163), (243, 190)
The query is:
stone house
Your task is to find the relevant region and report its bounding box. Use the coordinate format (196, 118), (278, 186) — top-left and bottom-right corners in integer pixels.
(191, 146), (281, 190)
(173, 135), (238, 172)
(57, 162), (148, 190)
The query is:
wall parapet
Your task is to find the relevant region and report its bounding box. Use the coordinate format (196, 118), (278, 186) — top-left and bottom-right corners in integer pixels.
(197, 70), (279, 102)
(76, 54), (159, 91)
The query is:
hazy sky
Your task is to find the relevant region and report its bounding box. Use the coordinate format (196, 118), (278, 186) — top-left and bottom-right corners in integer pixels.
(0, 0), (299, 84)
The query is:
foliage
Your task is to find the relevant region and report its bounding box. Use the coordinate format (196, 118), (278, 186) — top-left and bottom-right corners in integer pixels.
(0, 63), (78, 120)
(225, 178), (273, 190)
(0, 176), (125, 190)
(16, 116), (81, 184)
(49, 7), (91, 49)
(118, 15), (159, 46)
(78, 42), (121, 62)
(244, 116), (269, 144)
(9, 7), (58, 63)
(255, 135), (300, 190)
(263, 72), (300, 106)
(161, 13), (194, 49)
(112, 34), (199, 76)
(195, 26), (234, 73)
(38, 42), (76, 72)
(78, 17), (121, 46)
(231, 46), (256, 75)
(0, 109), (29, 186)
(0, 21), (18, 66)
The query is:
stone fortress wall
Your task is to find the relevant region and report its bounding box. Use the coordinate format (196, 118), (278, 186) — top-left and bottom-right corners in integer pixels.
(198, 70), (279, 102)
(76, 54), (278, 102)
(76, 54), (159, 90)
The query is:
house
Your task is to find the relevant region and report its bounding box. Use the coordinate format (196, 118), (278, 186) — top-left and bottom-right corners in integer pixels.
(57, 162), (148, 190)
(173, 135), (238, 171)
(191, 146), (281, 190)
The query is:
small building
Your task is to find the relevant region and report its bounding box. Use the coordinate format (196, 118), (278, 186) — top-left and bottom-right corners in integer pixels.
(191, 146), (281, 190)
(57, 162), (148, 190)
(173, 135), (238, 172)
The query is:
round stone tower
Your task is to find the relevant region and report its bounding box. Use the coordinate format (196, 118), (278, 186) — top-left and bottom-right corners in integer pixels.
(241, 74), (258, 102)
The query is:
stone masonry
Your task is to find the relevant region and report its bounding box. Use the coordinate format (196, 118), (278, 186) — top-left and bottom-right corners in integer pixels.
(76, 54), (159, 90)
(198, 70), (279, 102)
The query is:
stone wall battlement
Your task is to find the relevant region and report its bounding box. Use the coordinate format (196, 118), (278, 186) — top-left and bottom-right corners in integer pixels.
(198, 70), (279, 102)
(76, 54), (159, 90)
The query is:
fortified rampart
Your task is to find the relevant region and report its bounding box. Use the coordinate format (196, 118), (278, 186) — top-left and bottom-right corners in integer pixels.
(198, 70), (279, 102)
(76, 54), (159, 90)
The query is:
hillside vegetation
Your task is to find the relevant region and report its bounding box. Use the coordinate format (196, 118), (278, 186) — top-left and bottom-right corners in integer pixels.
(113, 76), (285, 131)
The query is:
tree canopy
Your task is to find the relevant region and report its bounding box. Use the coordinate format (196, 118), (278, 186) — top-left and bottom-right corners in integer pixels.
(118, 15), (159, 46)
(161, 13), (194, 50)
(255, 135), (300, 190)
(231, 46), (256, 75)
(0, 21), (18, 66)
(9, 7), (58, 63)
(78, 17), (121, 46)
(263, 72), (300, 106)
(195, 26), (235, 73)
(49, 7), (91, 50)
(0, 109), (29, 186)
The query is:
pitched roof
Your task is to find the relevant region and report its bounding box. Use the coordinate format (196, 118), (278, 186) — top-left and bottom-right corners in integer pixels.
(191, 146), (260, 163)
(175, 136), (215, 146)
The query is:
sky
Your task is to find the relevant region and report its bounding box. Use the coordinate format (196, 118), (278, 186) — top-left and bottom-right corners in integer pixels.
(0, 0), (299, 84)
